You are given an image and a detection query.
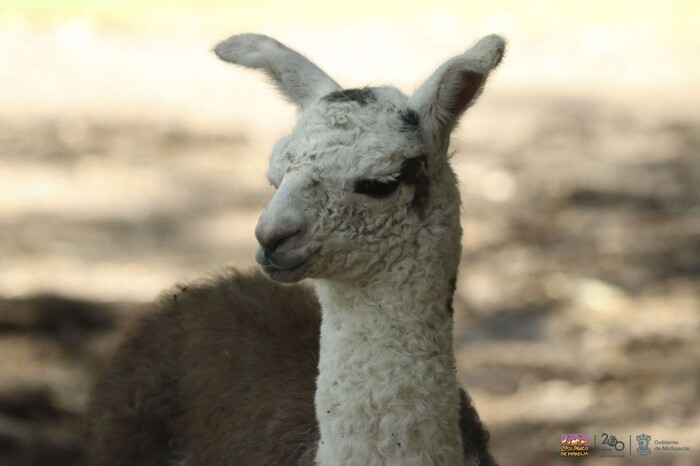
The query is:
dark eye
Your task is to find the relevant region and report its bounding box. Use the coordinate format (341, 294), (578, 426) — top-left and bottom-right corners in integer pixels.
(354, 178), (400, 198)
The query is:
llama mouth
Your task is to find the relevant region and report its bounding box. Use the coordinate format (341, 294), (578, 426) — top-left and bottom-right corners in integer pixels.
(256, 247), (316, 282)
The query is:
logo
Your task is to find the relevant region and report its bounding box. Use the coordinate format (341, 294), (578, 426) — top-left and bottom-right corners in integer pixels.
(636, 433), (651, 456)
(601, 433), (625, 451)
(561, 433), (590, 457)
(599, 432), (627, 457)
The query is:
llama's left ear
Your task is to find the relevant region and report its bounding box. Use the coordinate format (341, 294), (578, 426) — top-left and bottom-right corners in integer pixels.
(409, 35), (505, 150)
(215, 33), (342, 110)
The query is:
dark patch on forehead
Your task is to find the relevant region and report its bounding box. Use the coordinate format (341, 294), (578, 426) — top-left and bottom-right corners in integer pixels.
(398, 108), (421, 134)
(323, 88), (376, 105)
(400, 154), (430, 217)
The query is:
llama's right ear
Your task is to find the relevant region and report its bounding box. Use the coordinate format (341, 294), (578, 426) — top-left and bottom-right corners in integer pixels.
(409, 35), (505, 150)
(214, 33), (342, 110)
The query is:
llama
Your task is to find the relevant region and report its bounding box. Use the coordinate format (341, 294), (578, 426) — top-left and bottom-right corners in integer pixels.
(84, 33), (505, 466)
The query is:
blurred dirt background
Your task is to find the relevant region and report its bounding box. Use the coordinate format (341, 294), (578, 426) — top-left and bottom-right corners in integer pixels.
(0, 1), (698, 465)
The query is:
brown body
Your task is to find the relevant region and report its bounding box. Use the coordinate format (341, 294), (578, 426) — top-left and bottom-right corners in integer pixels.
(84, 271), (495, 465)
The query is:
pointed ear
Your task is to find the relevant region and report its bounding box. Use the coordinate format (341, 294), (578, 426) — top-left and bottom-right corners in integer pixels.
(409, 35), (505, 149)
(214, 33), (342, 110)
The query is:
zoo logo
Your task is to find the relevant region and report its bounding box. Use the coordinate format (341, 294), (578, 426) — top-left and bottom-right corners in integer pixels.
(601, 432), (625, 452)
(636, 433), (652, 456)
(560, 433), (590, 457)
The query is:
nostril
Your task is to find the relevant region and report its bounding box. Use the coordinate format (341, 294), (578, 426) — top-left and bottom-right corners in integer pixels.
(255, 211), (305, 252)
(271, 229), (301, 251)
(260, 228), (302, 253)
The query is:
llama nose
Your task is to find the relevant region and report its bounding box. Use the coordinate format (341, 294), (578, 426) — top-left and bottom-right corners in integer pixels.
(255, 220), (303, 253)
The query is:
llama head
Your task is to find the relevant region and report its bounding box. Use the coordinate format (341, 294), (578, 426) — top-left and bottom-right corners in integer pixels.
(215, 34), (505, 283)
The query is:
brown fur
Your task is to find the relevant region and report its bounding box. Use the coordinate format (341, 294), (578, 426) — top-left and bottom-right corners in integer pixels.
(84, 270), (496, 465)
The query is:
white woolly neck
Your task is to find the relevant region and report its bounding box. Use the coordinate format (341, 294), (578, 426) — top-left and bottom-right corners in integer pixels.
(313, 261), (466, 466)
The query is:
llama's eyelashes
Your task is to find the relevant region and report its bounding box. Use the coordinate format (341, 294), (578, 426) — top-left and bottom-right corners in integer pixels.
(369, 173), (401, 183)
(353, 177), (401, 198)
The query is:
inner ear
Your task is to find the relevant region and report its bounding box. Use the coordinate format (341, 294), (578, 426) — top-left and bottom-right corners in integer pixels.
(409, 34), (506, 149)
(444, 71), (485, 118)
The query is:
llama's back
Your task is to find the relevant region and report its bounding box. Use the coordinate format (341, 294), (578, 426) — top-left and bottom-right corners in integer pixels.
(84, 270), (321, 466)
